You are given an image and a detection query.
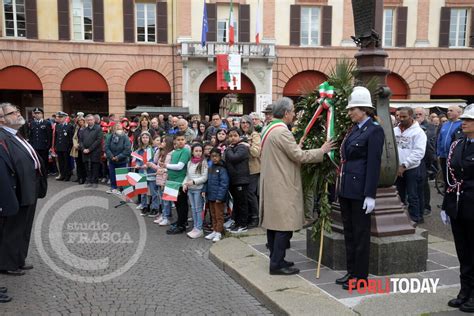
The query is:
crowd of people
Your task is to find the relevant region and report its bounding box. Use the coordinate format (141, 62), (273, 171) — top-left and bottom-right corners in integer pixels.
(0, 94), (473, 311)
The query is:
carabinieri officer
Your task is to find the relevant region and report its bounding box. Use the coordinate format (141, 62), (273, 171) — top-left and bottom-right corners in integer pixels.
(442, 104), (474, 313)
(28, 107), (52, 170)
(336, 86), (385, 290)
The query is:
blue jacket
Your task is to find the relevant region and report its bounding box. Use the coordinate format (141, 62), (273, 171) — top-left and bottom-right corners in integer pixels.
(339, 118), (385, 200)
(206, 162), (229, 202)
(437, 120), (462, 158)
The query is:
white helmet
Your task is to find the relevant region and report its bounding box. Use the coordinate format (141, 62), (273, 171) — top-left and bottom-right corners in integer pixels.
(460, 104), (474, 119)
(346, 86), (374, 109)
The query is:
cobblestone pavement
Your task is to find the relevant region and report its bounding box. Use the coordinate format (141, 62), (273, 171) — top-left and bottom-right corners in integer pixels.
(0, 180), (271, 315)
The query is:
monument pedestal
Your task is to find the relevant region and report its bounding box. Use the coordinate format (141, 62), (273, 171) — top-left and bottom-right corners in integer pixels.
(306, 228), (428, 275)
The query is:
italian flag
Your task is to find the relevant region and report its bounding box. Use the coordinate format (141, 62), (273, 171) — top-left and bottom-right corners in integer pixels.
(228, 0), (235, 46)
(134, 176), (148, 195)
(217, 54), (230, 90)
(162, 180), (181, 202)
(123, 185), (137, 199)
(115, 167), (130, 187)
(126, 172), (143, 186)
(255, 0), (261, 44)
(131, 151), (143, 161)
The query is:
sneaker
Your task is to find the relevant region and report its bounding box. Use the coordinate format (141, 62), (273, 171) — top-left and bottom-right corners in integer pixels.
(140, 208), (150, 216)
(136, 205), (144, 210)
(148, 209), (159, 217)
(166, 226), (185, 235)
(212, 232), (222, 242)
(113, 190), (122, 196)
(106, 189), (114, 194)
(423, 209), (432, 217)
(153, 218), (162, 224)
(225, 222), (237, 232)
(230, 226), (248, 234)
(224, 219), (235, 229)
(187, 228), (203, 239)
(205, 231), (217, 240)
(155, 215), (163, 223)
(159, 218), (170, 226)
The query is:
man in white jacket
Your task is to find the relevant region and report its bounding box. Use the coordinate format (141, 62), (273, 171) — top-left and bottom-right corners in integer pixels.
(394, 107), (427, 226)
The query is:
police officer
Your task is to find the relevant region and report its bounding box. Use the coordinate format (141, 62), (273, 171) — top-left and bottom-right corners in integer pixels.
(442, 104), (474, 313)
(53, 111), (74, 181)
(28, 107), (52, 170)
(336, 87), (385, 290)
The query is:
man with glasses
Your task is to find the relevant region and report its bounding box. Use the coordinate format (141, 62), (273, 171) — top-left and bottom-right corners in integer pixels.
(0, 103), (47, 278)
(204, 113), (227, 141)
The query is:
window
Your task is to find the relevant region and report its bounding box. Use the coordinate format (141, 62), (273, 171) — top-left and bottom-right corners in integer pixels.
(383, 8), (395, 47)
(72, 0), (93, 40)
(3, 0), (26, 38)
(300, 7), (321, 46)
(136, 3), (156, 43)
(217, 19), (238, 42)
(449, 8), (468, 47)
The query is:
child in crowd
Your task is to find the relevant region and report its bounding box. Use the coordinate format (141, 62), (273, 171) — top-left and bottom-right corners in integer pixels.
(204, 147), (229, 242)
(215, 128), (229, 155)
(183, 143), (208, 239)
(145, 134), (161, 217)
(203, 142), (214, 167)
(134, 131), (157, 216)
(149, 135), (174, 226)
(162, 132), (191, 235)
(224, 127), (250, 234)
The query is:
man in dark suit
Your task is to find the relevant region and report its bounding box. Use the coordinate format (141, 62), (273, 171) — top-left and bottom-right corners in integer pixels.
(53, 111), (74, 181)
(80, 114), (103, 188)
(28, 107), (52, 171)
(0, 102), (47, 277)
(0, 112), (17, 303)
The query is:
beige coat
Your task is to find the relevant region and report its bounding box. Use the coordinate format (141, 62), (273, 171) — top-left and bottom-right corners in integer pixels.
(247, 131), (261, 175)
(70, 127), (80, 158)
(259, 126), (324, 231)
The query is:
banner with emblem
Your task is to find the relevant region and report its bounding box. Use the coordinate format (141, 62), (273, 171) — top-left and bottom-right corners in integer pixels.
(216, 54), (241, 90)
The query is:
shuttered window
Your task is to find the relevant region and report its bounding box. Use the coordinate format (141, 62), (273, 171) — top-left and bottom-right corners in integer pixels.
(383, 8), (395, 47)
(58, 0), (70, 40)
(206, 3), (217, 42)
(396, 6), (407, 47)
(300, 6), (321, 46)
(72, 0), (93, 40)
(239, 4), (249, 42)
(289, 5), (300, 46)
(136, 3), (156, 43)
(4, 0), (27, 37)
(449, 8), (468, 47)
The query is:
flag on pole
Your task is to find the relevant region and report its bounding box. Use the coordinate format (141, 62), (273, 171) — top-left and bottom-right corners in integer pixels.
(123, 185), (137, 199)
(228, 0), (235, 46)
(115, 167), (130, 187)
(162, 180), (181, 202)
(126, 172), (143, 186)
(201, 1), (208, 47)
(255, 0), (261, 44)
(131, 151), (143, 161)
(134, 176), (148, 195)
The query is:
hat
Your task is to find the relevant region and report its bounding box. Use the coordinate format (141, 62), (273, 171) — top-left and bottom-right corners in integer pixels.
(262, 104), (273, 113)
(460, 104), (474, 120)
(346, 87), (374, 109)
(76, 112), (85, 117)
(56, 111), (68, 117)
(32, 107), (43, 113)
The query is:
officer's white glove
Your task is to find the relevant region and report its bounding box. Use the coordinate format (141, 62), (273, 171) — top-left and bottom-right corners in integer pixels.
(440, 210), (450, 225)
(363, 197), (376, 214)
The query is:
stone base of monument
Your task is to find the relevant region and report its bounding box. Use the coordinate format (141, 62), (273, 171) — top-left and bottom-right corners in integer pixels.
(306, 228), (428, 275)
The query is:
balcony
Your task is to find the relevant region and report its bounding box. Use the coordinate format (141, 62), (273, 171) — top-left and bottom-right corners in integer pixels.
(180, 41), (276, 66)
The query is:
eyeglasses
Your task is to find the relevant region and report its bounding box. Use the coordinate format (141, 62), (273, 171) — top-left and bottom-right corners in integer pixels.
(241, 121), (250, 124)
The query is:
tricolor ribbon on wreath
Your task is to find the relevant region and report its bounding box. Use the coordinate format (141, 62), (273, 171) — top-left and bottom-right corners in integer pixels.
(302, 81), (336, 162)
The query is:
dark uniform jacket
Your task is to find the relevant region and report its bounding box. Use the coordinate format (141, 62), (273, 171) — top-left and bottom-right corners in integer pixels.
(442, 137), (474, 220)
(0, 139), (19, 216)
(339, 118), (385, 200)
(28, 119), (52, 150)
(0, 128), (39, 206)
(80, 125), (104, 163)
(54, 123), (74, 152)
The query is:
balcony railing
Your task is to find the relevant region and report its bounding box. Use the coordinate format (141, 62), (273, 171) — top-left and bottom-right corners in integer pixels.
(180, 41), (276, 58)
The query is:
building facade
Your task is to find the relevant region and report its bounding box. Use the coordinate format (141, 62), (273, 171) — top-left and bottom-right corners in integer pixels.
(0, 0), (473, 118)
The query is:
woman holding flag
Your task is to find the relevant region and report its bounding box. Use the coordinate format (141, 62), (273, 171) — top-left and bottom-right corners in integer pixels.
(336, 87), (385, 290)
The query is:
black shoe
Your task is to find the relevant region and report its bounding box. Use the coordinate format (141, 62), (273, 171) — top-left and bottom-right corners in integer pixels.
(140, 207), (150, 216)
(0, 287), (6, 294)
(336, 273), (352, 285)
(166, 226), (185, 235)
(248, 219), (259, 228)
(342, 278), (368, 290)
(0, 269), (25, 276)
(19, 264), (33, 270)
(448, 297), (468, 308)
(423, 209), (432, 217)
(56, 177), (65, 181)
(269, 267), (300, 275)
(147, 209), (159, 217)
(64, 176), (71, 182)
(0, 293), (12, 303)
(282, 260), (294, 268)
(78, 179), (86, 185)
(460, 298), (474, 313)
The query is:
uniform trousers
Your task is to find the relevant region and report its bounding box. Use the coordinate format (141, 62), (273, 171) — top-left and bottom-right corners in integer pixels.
(451, 217), (474, 297)
(56, 151), (71, 178)
(339, 197), (371, 279)
(267, 229), (293, 270)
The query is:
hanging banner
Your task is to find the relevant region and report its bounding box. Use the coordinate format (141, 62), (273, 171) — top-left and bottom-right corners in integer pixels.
(216, 54), (241, 91)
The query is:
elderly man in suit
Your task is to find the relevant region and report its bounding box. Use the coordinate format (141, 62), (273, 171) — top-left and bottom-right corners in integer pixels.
(80, 114), (103, 188)
(0, 103), (47, 278)
(259, 97), (335, 275)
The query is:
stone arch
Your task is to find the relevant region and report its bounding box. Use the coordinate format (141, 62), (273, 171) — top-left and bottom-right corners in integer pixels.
(387, 72), (410, 99)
